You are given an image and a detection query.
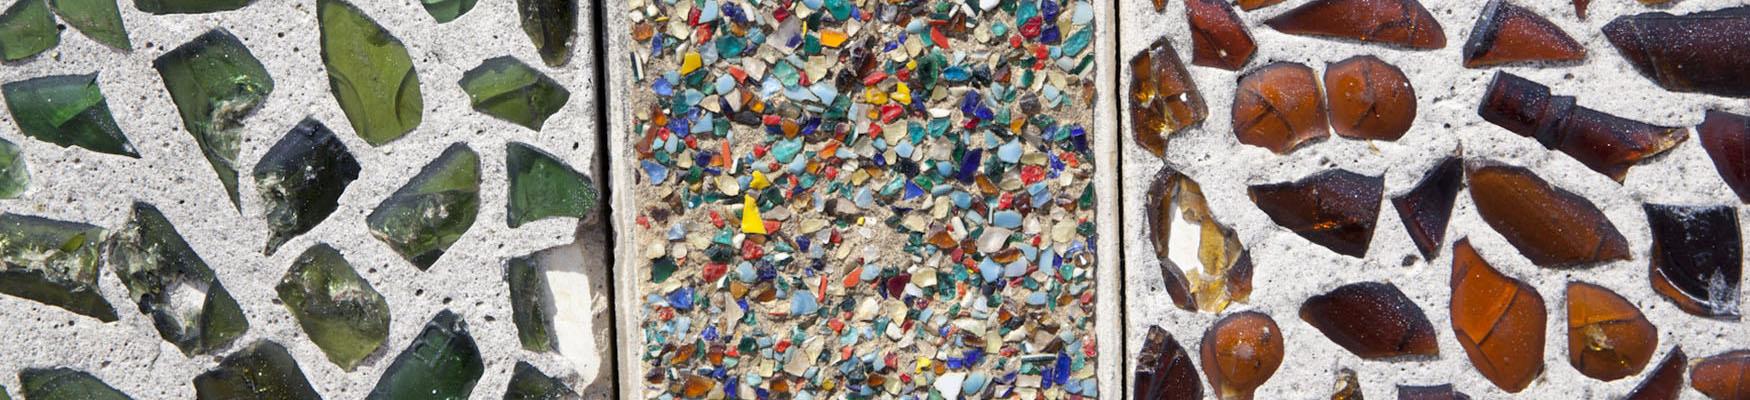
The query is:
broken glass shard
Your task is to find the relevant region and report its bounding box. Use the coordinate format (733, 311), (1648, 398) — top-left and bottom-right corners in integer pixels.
(1567, 281), (1658, 381)
(1130, 36), (1207, 156)
(2, 74), (137, 157)
(1200, 311), (1283, 400)
(276, 243), (389, 371)
(1644, 203), (1741, 319)
(1691, 350), (1750, 400)
(255, 118), (359, 255)
(1236, 0), (1283, 10)
(105, 202), (249, 356)
(460, 57), (568, 131)
(50, 0), (127, 49)
(366, 143), (479, 270)
(1450, 238), (1546, 393)
(18, 368), (131, 400)
(1623, 347), (1685, 400)
(1248, 169), (1382, 258)
(368, 309), (483, 400)
(507, 142), (597, 229)
(506, 251), (555, 352)
(1300, 281), (1439, 359)
(1698, 110), (1750, 203)
(154, 28), (274, 209)
(193, 341), (322, 400)
(1478, 72), (1685, 182)
(1330, 368), (1362, 400)
(0, 213), (117, 321)
(1234, 62), (1329, 153)
(1392, 157), (1461, 259)
(1264, 0), (1446, 49)
(420, 0), (472, 23)
(505, 361), (578, 400)
(516, 0), (574, 66)
(1148, 166), (1252, 312)
(133, 0), (253, 14)
(1186, 0), (1255, 70)
(0, 0), (57, 61)
(0, 137), (26, 199)
(1135, 325), (1202, 400)
(1572, 0), (1587, 19)
(1465, 161), (1630, 267)
(318, 0), (422, 146)
(1603, 8), (1750, 98)
(1324, 55), (1415, 141)
(1463, 0), (1586, 68)
(1398, 384), (1470, 400)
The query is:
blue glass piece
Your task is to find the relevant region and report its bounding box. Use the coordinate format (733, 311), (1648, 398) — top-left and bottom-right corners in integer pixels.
(957, 149), (982, 183)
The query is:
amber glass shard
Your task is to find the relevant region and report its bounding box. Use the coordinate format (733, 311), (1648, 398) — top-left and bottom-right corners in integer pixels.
(1264, 0), (1446, 49)
(1566, 281), (1658, 381)
(1644, 204), (1742, 319)
(1235, 0), (1283, 10)
(1330, 368), (1362, 400)
(1130, 37), (1208, 156)
(1150, 0), (1163, 12)
(1603, 8), (1750, 98)
(1323, 55), (1415, 141)
(1200, 311), (1284, 400)
(1392, 157), (1461, 259)
(1397, 384), (1470, 399)
(1478, 72), (1686, 182)
(1691, 350), (1750, 400)
(1233, 62), (1328, 153)
(1186, 0), (1255, 70)
(1462, 0), (1586, 68)
(1573, 0), (1587, 19)
(1465, 161), (1630, 267)
(1624, 347), (1686, 400)
(1698, 110), (1750, 203)
(1300, 282), (1439, 359)
(1135, 325), (1203, 400)
(1248, 169), (1382, 258)
(1449, 238), (1546, 393)
(1147, 167), (1253, 313)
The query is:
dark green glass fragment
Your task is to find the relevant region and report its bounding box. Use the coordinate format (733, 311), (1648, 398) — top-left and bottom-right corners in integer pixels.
(506, 142), (596, 228)
(134, 0), (252, 14)
(276, 243), (389, 371)
(1, 384), (9, 400)
(419, 0), (472, 23)
(515, 0), (575, 66)
(2, 74), (137, 157)
(0, 137), (26, 199)
(317, 0), (421, 146)
(18, 368), (131, 400)
(460, 57), (568, 130)
(254, 118), (359, 255)
(0, 213), (117, 321)
(193, 341), (323, 400)
(0, 0), (57, 61)
(504, 361), (578, 400)
(104, 202), (248, 355)
(505, 252), (554, 352)
(154, 29), (273, 209)
(49, 0), (127, 49)
(366, 143), (479, 270)
(368, 309), (483, 400)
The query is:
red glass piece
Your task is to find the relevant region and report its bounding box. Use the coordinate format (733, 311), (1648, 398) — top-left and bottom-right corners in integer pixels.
(1264, 0), (1446, 49)
(1698, 110), (1750, 203)
(1462, 0), (1587, 68)
(1604, 8), (1750, 98)
(1187, 0), (1256, 70)
(1392, 157), (1461, 259)
(1478, 72), (1686, 182)
(1233, 62), (1329, 154)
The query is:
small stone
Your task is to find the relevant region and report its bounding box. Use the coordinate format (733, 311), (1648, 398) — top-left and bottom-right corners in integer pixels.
(2, 73), (138, 157)
(1233, 62), (1329, 154)
(504, 361), (579, 400)
(192, 341), (322, 400)
(366, 143), (481, 270)
(51, 0), (128, 49)
(460, 57), (569, 130)
(0, 213), (118, 322)
(254, 118), (360, 255)
(419, 0), (473, 22)
(319, 0), (422, 146)
(0, 137), (27, 199)
(154, 28), (274, 209)
(133, 0), (254, 14)
(506, 142), (597, 228)
(276, 243), (390, 371)
(105, 202), (249, 356)
(0, 0), (58, 61)
(18, 368), (131, 400)
(1463, 0), (1586, 68)
(516, 0), (575, 66)
(979, 0), (996, 11)
(368, 310), (484, 400)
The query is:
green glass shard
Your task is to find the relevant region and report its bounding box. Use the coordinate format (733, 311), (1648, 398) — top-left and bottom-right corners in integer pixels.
(276, 243), (388, 371)
(515, 0), (575, 66)
(255, 118), (359, 255)
(460, 57), (568, 130)
(193, 341), (322, 400)
(154, 29), (273, 210)
(134, 0), (252, 14)
(366, 143), (479, 270)
(18, 368), (131, 400)
(419, 0), (472, 23)
(0, 138), (27, 199)
(2, 74), (137, 157)
(318, 0), (421, 146)
(504, 361), (578, 400)
(505, 252), (554, 352)
(49, 0), (127, 49)
(368, 309), (483, 400)
(105, 202), (248, 355)
(0, 0), (58, 61)
(0, 213), (117, 321)
(506, 142), (596, 228)
(1, 384), (9, 400)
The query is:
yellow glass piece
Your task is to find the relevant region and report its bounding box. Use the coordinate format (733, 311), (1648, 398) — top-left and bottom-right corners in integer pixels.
(740, 195), (766, 234)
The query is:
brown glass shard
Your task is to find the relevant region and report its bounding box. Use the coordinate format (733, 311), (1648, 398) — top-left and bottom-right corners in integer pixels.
(1478, 72), (1686, 182)
(1698, 110), (1750, 203)
(1233, 62), (1329, 154)
(1323, 55), (1415, 141)
(1603, 8), (1750, 98)
(1200, 311), (1284, 400)
(1462, 0), (1586, 68)
(1450, 238), (1546, 393)
(1624, 347), (1686, 400)
(1187, 0), (1256, 70)
(1398, 384), (1471, 400)
(1236, 0), (1284, 11)
(1465, 161), (1631, 267)
(1645, 204), (1742, 319)
(1573, 0), (1588, 19)
(1264, 0), (1446, 49)
(1331, 368), (1363, 400)
(1300, 282), (1439, 359)
(1130, 37), (1208, 156)
(1151, 0), (1164, 12)
(1567, 281), (1658, 382)
(1148, 167), (1253, 313)
(1692, 350), (1750, 400)
(1392, 157), (1462, 259)
(1248, 169), (1382, 258)
(1136, 325), (1204, 400)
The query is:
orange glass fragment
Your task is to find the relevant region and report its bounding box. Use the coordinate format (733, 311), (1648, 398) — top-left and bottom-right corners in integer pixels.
(1148, 167), (1254, 312)
(1300, 282), (1440, 359)
(1264, 0), (1446, 49)
(1567, 281), (1659, 382)
(1699, 110), (1750, 203)
(1398, 384), (1471, 399)
(1465, 161), (1631, 267)
(680, 374), (715, 397)
(1152, 0), (1165, 12)
(1645, 204), (1742, 319)
(1624, 347), (1686, 400)
(1450, 238), (1546, 393)
(1235, 0), (1285, 11)
(1392, 157), (1462, 259)
(1248, 169), (1382, 258)
(1131, 37), (1209, 156)
(1136, 325), (1204, 400)
(1324, 55), (1416, 141)
(1187, 0), (1257, 70)
(1233, 62), (1329, 154)
(1478, 72), (1687, 182)
(1691, 350), (1750, 400)
(1200, 311), (1284, 400)
(1462, 0), (1586, 68)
